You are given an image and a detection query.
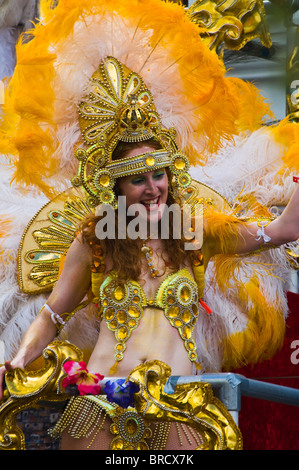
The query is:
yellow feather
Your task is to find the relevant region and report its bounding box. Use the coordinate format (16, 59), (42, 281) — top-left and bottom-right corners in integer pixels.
(222, 278), (285, 369)
(203, 205), (246, 260)
(228, 77), (275, 133)
(268, 118), (299, 172)
(0, 0), (296, 196)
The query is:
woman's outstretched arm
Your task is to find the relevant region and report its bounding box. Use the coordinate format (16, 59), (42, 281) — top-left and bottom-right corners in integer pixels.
(0, 235), (92, 399)
(204, 183), (299, 260)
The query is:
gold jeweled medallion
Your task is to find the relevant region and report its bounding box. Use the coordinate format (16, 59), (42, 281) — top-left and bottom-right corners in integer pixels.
(99, 276), (147, 369)
(110, 408), (152, 450)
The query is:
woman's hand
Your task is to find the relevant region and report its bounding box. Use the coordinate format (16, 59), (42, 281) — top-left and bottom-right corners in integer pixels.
(270, 182), (299, 244)
(0, 357), (26, 400)
(0, 350), (32, 400)
(205, 183), (299, 259)
(240, 183), (299, 253)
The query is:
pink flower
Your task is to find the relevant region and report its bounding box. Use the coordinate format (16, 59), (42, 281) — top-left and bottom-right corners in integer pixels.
(62, 361), (104, 396)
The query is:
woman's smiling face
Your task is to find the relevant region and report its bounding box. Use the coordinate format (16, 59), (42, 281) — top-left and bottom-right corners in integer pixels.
(117, 145), (169, 225)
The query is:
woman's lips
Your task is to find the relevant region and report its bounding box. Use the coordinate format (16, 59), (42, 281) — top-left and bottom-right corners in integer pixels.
(141, 196), (160, 211)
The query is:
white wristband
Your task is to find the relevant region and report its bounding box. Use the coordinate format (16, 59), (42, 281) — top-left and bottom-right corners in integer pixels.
(44, 303), (66, 326)
(255, 225), (271, 244)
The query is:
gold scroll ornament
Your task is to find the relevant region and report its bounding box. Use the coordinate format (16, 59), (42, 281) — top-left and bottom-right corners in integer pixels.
(0, 344), (242, 450)
(187, 0), (272, 54)
(0, 341), (83, 450)
(128, 360), (242, 450)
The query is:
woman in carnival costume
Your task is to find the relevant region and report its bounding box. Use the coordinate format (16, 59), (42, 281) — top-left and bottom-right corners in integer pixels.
(0, 0), (299, 450)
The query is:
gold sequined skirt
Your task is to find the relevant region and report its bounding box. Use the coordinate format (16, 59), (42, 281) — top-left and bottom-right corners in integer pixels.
(49, 394), (204, 450)
(49, 360), (242, 450)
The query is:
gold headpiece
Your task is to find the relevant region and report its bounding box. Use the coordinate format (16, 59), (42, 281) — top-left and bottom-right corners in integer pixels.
(71, 57), (191, 207)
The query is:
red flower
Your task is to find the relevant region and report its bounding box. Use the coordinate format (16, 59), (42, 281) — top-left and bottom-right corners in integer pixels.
(62, 361), (104, 396)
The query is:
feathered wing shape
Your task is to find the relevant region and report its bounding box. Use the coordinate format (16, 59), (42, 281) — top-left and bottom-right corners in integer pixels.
(198, 243), (294, 372)
(0, 160), (48, 362)
(0, 0), (298, 370)
(0, 160), (101, 362)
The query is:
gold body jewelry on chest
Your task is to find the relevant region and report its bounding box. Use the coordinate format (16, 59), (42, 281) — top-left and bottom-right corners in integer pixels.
(99, 276), (147, 365)
(159, 272), (199, 363)
(140, 241), (160, 278)
(97, 268), (200, 370)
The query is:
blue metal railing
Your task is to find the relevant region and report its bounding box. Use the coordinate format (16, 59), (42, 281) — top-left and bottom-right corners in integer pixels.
(99, 373), (299, 424)
(163, 373), (299, 423)
(93, 372), (299, 425)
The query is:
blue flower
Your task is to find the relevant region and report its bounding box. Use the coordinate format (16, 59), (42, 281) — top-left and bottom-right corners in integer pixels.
(104, 379), (139, 408)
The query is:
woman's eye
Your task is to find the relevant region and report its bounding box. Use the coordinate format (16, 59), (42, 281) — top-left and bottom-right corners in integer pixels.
(130, 170), (165, 185)
(131, 177), (145, 185)
(153, 171), (165, 180)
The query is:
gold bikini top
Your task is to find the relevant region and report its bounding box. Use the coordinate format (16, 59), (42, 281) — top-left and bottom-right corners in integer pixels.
(91, 247), (205, 373)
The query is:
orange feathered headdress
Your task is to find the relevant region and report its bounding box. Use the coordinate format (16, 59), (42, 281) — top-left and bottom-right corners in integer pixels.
(0, 0), (274, 199)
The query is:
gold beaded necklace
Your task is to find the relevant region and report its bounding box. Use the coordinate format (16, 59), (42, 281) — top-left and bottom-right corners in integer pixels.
(140, 240), (160, 278)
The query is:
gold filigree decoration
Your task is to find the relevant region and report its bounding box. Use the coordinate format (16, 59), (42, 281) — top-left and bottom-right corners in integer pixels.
(77, 57), (161, 148)
(18, 179), (231, 296)
(18, 187), (94, 294)
(180, 179), (230, 214)
(73, 56), (190, 208)
(187, 0), (272, 55)
(1, 345), (242, 450)
(0, 341), (83, 450)
(110, 407), (152, 450)
(128, 360), (243, 450)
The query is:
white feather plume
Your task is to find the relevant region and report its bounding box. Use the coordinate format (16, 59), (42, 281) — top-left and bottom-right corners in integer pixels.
(0, 159), (48, 361)
(190, 127), (295, 209)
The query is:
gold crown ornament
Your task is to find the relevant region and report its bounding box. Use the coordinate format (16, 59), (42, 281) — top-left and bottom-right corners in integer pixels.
(71, 57), (192, 208)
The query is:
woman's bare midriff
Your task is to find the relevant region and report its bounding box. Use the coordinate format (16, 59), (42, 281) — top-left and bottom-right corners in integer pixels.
(86, 240), (195, 377)
(87, 306), (193, 377)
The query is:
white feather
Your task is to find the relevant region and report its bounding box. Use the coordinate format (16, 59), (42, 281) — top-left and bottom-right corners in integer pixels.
(0, 159), (48, 360)
(0, 157), (101, 361)
(190, 127), (295, 209)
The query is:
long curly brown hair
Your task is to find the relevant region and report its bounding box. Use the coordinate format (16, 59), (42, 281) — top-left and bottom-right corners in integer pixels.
(81, 139), (189, 281)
